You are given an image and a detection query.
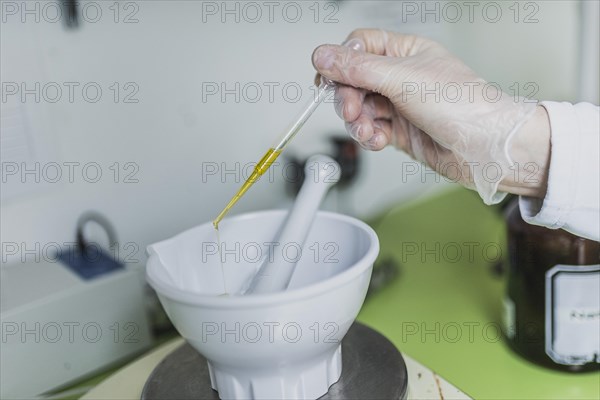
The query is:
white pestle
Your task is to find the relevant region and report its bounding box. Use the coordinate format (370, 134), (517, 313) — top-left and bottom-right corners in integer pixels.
(243, 155), (341, 295)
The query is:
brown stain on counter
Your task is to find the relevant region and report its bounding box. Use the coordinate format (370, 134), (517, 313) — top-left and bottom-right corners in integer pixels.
(434, 373), (445, 400)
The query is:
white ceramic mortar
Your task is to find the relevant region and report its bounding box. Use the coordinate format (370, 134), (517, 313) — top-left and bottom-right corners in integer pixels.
(146, 210), (379, 399)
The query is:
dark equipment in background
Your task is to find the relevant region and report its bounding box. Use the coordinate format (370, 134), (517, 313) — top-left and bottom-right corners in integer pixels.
(62, 0), (79, 29)
(56, 211), (124, 280)
(286, 135), (361, 196)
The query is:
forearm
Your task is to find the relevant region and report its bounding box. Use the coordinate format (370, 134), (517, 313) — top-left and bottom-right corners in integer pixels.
(499, 105), (551, 198)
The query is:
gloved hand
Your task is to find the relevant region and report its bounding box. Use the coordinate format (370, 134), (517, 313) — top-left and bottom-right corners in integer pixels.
(312, 29), (550, 204)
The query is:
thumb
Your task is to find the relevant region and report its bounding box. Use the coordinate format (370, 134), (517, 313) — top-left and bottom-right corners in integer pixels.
(312, 44), (396, 97)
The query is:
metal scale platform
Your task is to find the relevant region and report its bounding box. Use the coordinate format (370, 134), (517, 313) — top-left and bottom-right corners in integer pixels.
(141, 323), (408, 400)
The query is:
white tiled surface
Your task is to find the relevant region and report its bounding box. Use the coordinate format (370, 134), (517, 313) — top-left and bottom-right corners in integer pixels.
(404, 355), (471, 400)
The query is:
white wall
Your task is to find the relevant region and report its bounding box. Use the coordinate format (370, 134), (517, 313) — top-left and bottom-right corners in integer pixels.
(1, 1), (586, 266)
(444, 0), (580, 102)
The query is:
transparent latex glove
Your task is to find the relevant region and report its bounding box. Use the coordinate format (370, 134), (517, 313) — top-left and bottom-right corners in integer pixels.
(312, 29), (548, 204)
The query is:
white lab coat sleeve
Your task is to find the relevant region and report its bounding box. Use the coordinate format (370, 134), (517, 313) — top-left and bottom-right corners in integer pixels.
(519, 101), (600, 241)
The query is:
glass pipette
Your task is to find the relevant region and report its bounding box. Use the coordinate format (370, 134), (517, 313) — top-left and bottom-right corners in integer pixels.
(213, 81), (334, 229)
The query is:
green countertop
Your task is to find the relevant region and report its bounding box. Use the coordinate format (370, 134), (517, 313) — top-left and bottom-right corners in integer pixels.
(357, 188), (600, 399)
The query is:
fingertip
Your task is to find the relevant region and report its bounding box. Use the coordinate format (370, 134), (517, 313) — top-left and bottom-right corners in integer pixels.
(334, 86), (363, 122)
(342, 37), (366, 52)
(356, 117), (374, 142)
(311, 45), (323, 69)
(345, 121), (362, 141)
(344, 100), (359, 121)
(364, 132), (388, 151)
(312, 44), (336, 72)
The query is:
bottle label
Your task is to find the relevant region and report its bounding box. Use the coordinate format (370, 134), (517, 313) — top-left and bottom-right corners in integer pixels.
(545, 264), (600, 365)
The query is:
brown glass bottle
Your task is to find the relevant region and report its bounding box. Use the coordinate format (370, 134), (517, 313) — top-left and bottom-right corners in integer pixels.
(504, 199), (600, 372)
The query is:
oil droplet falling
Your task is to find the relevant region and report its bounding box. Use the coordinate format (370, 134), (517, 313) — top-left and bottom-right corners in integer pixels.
(214, 226), (228, 296)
